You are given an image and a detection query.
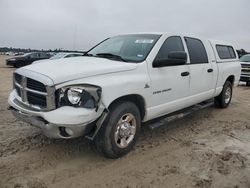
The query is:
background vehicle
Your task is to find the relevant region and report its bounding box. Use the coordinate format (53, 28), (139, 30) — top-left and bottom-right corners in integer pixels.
(5, 51), (15, 56)
(6, 52), (50, 68)
(50, 52), (83, 59)
(14, 52), (25, 56)
(8, 33), (241, 158)
(33, 52), (84, 64)
(239, 54), (250, 86)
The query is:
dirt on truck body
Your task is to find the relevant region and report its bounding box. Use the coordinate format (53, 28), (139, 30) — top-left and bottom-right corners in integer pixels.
(0, 55), (250, 188)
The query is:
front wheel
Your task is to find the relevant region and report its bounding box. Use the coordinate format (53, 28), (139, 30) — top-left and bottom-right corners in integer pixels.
(94, 101), (141, 158)
(214, 81), (232, 108)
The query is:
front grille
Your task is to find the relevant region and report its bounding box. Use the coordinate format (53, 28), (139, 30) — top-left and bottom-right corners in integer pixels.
(242, 68), (250, 73)
(13, 73), (55, 110)
(16, 86), (21, 96)
(241, 64), (250, 75)
(27, 92), (47, 107)
(241, 64), (250, 68)
(27, 78), (46, 92)
(15, 73), (22, 84)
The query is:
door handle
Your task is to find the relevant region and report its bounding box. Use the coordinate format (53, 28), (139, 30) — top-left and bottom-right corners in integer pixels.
(181, 71), (190, 77)
(207, 68), (213, 73)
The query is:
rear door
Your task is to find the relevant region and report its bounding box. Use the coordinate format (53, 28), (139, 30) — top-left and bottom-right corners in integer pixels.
(184, 37), (217, 103)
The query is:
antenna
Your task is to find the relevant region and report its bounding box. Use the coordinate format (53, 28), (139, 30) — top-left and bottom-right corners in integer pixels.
(73, 24), (77, 50)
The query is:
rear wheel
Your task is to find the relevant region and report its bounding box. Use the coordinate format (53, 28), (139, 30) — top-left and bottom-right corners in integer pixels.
(13, 64), (19, 68)
(94, 101), (141, 158)
(14, 63), (23, 68)
(214, 81), (232, 108)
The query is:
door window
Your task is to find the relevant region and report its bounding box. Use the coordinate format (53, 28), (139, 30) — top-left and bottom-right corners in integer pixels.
(156, 36), (184, 59)
(30, 53), (38, 58)
(184, 37), (208, 64)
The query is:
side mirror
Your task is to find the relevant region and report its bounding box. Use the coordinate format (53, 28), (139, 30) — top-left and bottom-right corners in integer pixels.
(153, 51), (187, 68)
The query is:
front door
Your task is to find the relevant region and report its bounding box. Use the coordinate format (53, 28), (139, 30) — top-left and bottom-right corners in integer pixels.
(147, 36), (190, 120)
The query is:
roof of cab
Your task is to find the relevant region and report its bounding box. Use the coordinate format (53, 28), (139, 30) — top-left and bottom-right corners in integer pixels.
(114, 32), (236, 48)
(116, 32), (213, 40)
(209, 39), (235, 47)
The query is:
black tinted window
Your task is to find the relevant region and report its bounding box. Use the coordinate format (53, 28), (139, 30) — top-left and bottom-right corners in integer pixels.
(228, 47), (236, 58)
(30, 53), (38, 58)
(156, 36), (184, 59)
(216, 45), (236, 59)
(39, 53), (48, 58)
(184, 37), (208, 64)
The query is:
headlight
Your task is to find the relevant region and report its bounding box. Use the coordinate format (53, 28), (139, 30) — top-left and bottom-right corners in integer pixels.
(57, 85), (101, 109)
(67, 88), (82, 105)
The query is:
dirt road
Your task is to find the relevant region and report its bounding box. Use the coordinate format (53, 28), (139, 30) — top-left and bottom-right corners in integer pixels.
(0, 55), (250, 188)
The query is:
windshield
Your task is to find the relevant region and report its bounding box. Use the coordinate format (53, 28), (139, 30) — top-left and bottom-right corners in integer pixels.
(87, 34), (161, 62)
(50, 53), (67, 60)
(240, 55), (250, 62)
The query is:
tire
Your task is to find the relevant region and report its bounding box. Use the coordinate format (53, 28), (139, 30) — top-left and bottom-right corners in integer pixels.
(246, 82), (250, 86)
(14, 63), (22, 68)
(13, 64), (19, 68)
(214, 81), (232, 108)
(94, 101), (141, 158)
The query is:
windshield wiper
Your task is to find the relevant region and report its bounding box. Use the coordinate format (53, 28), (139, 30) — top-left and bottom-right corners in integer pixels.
(96, 53), (127, 62)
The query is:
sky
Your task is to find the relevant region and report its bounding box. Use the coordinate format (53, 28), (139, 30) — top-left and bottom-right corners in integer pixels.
(0, 0), (249, 51)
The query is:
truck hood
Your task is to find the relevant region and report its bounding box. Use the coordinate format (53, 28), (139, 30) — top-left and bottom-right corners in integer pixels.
(20, 57), (137, 84)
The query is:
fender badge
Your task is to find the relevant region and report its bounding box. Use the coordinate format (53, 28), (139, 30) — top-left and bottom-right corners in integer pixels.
(144, 84), (150, 88)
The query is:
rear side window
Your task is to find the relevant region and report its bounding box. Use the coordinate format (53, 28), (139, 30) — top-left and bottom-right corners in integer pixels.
(184, 37), (208, 64)
(40, 53), (48, 58)
(156, 36), (184, 59)
(30, 53), (38, 58)
(216, 45), (236, 59)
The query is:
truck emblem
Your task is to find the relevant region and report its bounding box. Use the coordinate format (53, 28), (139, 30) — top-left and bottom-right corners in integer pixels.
(144, 84), (150, 88)
(153, 88), (172, 95)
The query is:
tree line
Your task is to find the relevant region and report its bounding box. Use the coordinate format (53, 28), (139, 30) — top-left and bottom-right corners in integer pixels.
(0, 46), (249, 57)
(0, 47), (84, 53)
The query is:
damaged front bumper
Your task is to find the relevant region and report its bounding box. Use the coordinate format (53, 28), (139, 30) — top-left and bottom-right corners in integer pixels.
(8, 91), (104, 139)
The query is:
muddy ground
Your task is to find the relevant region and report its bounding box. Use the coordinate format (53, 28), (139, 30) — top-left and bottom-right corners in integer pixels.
(0, 55), (250, 188)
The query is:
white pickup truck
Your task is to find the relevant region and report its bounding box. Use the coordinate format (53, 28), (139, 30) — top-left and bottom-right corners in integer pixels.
(8, 33), (241, 158)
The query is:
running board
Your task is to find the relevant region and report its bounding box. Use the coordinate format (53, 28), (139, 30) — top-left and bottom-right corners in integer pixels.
(148, 100), (214, 130)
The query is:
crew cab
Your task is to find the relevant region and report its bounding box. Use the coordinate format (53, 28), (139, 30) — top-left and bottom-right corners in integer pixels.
(6, 52), (50, 68)
(8, 33), (241, 158)
(239, 54), (250, 86)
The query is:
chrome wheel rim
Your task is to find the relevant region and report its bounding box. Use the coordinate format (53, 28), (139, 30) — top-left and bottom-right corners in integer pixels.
(225, 87), (231, 104)
(114, 113), (136, 148)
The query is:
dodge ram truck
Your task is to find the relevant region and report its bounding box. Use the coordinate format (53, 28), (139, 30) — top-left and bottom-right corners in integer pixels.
(8, 33), (241, 158)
